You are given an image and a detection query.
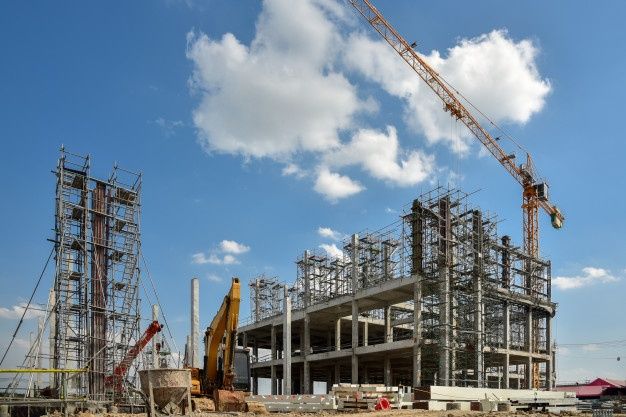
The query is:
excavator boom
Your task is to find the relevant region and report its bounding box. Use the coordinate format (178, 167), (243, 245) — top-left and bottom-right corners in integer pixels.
(189, 277), (245, 412)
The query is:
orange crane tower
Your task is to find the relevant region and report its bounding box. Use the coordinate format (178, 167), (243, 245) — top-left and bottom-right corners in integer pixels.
(348, 0), (564, 388)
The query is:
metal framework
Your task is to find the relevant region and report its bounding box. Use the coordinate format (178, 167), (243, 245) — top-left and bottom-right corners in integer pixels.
(247, 187), (555, 389)
(47, 148), (143, 401)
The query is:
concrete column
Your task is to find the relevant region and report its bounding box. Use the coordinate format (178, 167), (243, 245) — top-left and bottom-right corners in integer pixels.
(383, 357), (391, 386)
(472, 211), (484, 387)
(351, 300), (359, 384)
(303, 313), (311, 394)
(363, 366), (369, 384)
(546, 315), (553, 389)
(254, 278), (260, 322)
(152, 304), (159, 368)
(412, 278), (422, 387)
(49, 288), (56, 387)
(253, 371), (258, 395)
(411, 200), (424, 388)
(327, 367), (333, 393)
(283, 287), (292, 395)
(304, 250), (311, 308)
(253, 339), (259, 362)
(363, 318), (369, 346)
(335, 318), (341, 351)
(384, 305), (392, 343)
(351, 233), (359, 291)
(526, 307), (533, 389)
(334, 363), (341, 384)
(191, 278), (200, 368)
(351, 233), (359, 384)
(503, 301), (510, 388)
(184, 335), (191, 367)
(271, 325), (277, 395)
(438, 197), (451, 386)
(298, 368), (304, 394)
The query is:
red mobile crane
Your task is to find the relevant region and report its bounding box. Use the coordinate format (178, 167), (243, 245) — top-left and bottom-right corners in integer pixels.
(106, 320), (163, 392)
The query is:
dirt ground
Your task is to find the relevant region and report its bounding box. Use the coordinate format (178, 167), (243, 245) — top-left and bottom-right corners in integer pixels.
(44, 409), (613, 417)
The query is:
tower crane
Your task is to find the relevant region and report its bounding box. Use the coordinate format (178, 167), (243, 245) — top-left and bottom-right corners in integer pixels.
(347, 0), (564, 389)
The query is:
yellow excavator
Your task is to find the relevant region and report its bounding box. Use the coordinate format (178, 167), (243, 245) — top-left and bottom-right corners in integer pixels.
(189, 277), (257, 412)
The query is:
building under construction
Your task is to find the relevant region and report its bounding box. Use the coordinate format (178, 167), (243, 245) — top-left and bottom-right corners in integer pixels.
(240, 187), (555, 395)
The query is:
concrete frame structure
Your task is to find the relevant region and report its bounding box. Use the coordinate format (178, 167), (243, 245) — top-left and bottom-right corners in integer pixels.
(241, 188), (555, 394)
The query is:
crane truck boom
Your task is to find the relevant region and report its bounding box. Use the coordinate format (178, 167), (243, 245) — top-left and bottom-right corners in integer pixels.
(106, 320), (162, 392)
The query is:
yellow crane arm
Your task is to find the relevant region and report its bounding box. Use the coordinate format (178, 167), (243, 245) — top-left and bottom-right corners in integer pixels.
(348, 0), (564, 228)
(203, 277), (240, 390)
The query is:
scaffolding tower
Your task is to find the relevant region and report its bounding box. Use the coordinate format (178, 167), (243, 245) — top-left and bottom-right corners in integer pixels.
(50, 148), (142, 401)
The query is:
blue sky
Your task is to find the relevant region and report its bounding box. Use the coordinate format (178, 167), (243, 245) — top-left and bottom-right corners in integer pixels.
(1, 0), (626, 383)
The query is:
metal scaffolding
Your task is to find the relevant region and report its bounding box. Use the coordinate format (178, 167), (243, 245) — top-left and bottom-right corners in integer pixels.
(246, 186), (555, 390)
(49, 148), (143, 401)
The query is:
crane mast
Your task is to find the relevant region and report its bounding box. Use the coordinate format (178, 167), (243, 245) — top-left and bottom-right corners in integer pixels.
(347, 0), (563, 261)
(348, 0), (563, 389)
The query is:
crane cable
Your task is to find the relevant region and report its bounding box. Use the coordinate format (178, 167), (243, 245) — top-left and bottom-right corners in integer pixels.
(140, 253), (180, 365)
(0, 246), (54, 368)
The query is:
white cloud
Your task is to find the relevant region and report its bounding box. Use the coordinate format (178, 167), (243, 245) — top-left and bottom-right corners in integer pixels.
(314, 168), (364, 202)
(318, 227), (343, 241)
(206, 274), (223, 283)
(186, 0), (368, 159)
(191, 252), (211, 265)
(320, 243), (344, 259)
(344, 29), (551, 153)
(186, 0), (552, 202)
(0, 303), (46, 320)
(325, 126), (434, 186)
(556, 346), (570, 356)
(153, 117), (184, 137)
(193, 240), (249, 265)
(13, 338), (31, 349)
(385, 207), (398, 214)
(553, 267), (619, 290)
(282, 163), (307, 179)
(581, 344), (600, 352)
(219, 240), (250, 255)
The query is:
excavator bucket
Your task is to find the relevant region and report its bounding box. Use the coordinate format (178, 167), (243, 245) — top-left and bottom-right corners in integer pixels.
(215, 389), (246, 412)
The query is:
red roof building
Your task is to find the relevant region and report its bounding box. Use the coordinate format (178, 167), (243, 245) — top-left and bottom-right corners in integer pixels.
(555, 378), (626, 399)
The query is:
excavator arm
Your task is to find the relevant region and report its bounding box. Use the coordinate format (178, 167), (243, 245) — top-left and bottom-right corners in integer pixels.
(202, 277), (240, 391)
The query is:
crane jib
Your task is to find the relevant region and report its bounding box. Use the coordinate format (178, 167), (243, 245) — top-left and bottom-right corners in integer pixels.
(348, 0), (564, 231)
